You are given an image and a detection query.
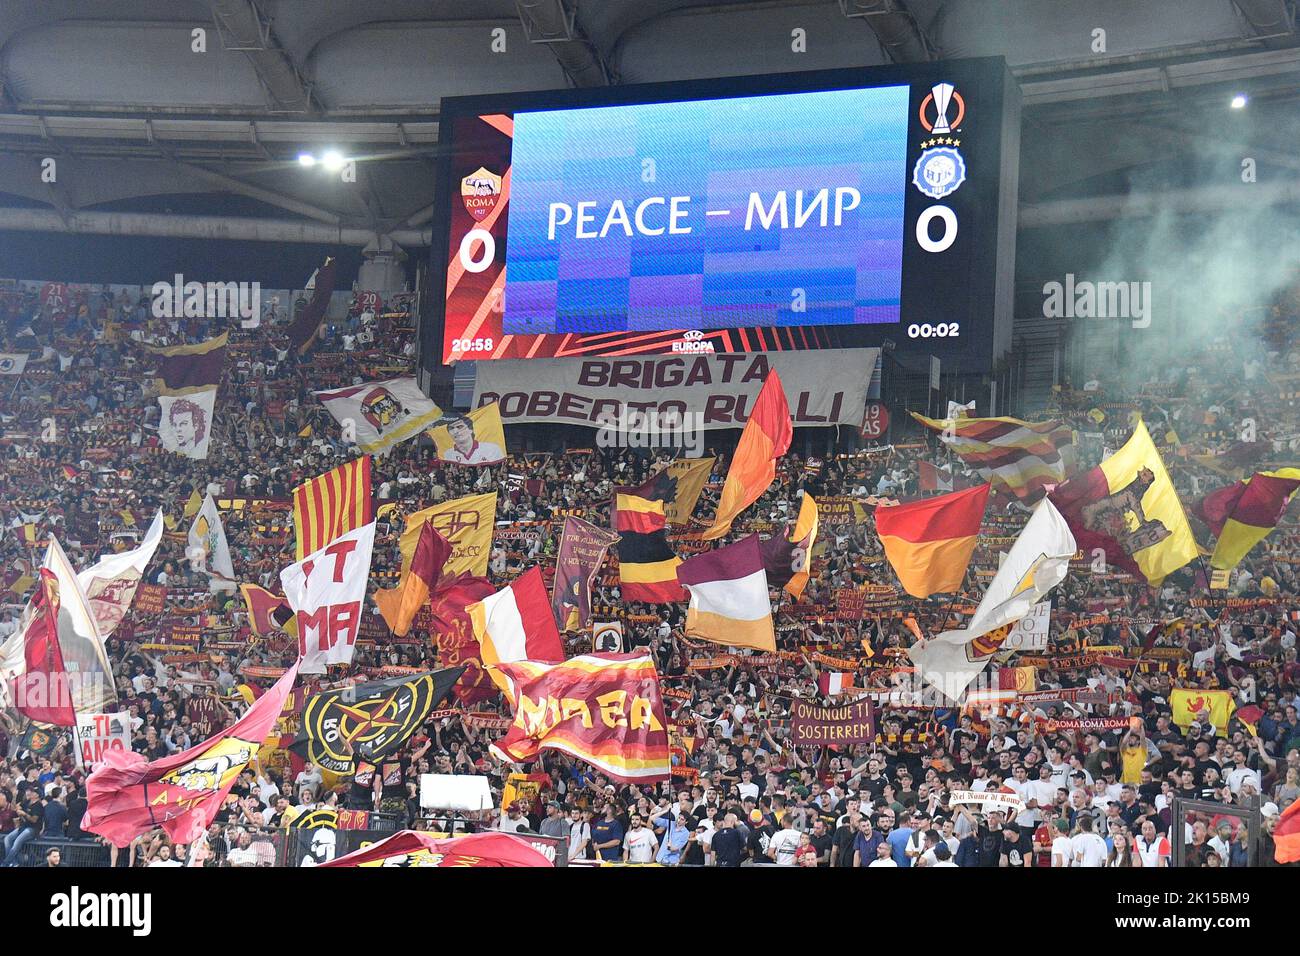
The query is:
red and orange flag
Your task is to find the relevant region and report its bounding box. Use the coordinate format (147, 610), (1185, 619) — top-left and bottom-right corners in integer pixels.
(873, 484), (990, 598)
(699, 371), (792, 541)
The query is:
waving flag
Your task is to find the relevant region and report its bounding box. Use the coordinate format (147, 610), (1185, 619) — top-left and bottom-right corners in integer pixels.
(759, 494), (819, 600)
(489, 654), (670, 783)
(677, 534), (776, 652)
(908, 498), (1076, 701)
(320, 830), (553, 868)
(6, 569), (75, 725)
(399, 492), (496, 577)
(291, 668), (463, 773)
(1169, 688), (1235, 730)
(316, 377), (444, 456)
(76, 510), (164, 637)
(468, 566), (564, 697)
(429, 572), (498, 704)
(188, 494), (236, 591)
(0, 536), (116, 716)
(1050, 420), (1197, 585)
(292, 457), (372, 560)
(287, 257), (337, 354)
(911, 412), (1074, 500)
(373, 521), (451, 636)
(148, 334), (227, 460)
(613, 485), (685, 603)
(700, 371), (792, 540)
(552, 516), (620, 632)
(874, 484), (990, 598)
(1195, 468), (1300, 570)
(1275, 798), (1300, 864)
(281, 522), (377, 674)
(239, 583), (295, 637)
(84, 664), (299, 847)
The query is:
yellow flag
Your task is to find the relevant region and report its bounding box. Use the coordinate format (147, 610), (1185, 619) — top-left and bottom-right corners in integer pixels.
(1094, 420), (1198, 585)
(428, 403), (507, 465)
(298, 424), (312, 438)
(786, 494), (819, 599)
(183, 489), (202, 518)
(400, 492), (497, 577)
(1170, 688), (1235, 730)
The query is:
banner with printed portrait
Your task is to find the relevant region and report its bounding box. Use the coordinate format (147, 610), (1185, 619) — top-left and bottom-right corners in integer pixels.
(429, 403), (507, 466)
(158, 390), (216, 459)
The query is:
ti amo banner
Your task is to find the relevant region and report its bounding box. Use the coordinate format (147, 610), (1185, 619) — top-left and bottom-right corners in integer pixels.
(789, 698), (876, 746)
(281, 522), (376, 675)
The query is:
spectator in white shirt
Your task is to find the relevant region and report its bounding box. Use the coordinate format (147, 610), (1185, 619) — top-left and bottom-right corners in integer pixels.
(1071, 815), (1109, 867)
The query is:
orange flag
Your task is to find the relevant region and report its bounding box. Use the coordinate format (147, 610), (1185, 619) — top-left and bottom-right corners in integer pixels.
(873, 484), (990, 597)
(373, 521), (451, 636)
(699, 371), (792, 541)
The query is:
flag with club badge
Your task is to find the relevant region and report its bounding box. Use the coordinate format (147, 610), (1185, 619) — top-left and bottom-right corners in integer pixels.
(908, 498), (1076, 702)
(291, 667), (463, 773)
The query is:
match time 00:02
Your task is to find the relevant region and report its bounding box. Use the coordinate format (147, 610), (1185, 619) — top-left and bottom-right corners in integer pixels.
(906, 322), (960, 339)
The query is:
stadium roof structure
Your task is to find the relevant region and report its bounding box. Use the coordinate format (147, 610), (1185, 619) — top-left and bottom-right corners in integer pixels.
(0, 0), (1297, 247)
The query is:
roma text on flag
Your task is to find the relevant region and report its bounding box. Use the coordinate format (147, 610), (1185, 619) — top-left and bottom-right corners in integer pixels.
(1049, 419), (1197, 585)
(468, 565), (565, 697)
(1195, 468), (1300, 570)
(677, 534), (776, 652)
(489, 654), (670, 784)
(316, 376), (444, 456)
(373, 520), (451, 637)
(399, 492), (496, 578)
(700, 371), (792, 540)
(613, 485), (685, 603)
(281, 522), (376, 675)
(874, 483), (990, 598)
(911, 412), (1074, 500)
(84, 664), (299, 847)
(552, 516), (620, 632)
(292, 456), (373, 560)
(907, 498), (1075, 702)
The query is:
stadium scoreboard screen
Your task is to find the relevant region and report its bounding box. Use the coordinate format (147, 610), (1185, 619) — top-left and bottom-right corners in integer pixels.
(429, 57), (1019, 374)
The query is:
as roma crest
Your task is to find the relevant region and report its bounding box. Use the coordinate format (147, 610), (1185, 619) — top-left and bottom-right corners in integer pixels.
(461, 167), (502, 222)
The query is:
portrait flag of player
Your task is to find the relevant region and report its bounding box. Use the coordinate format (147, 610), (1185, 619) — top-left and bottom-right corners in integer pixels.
(429, 403), (507, 465)
(84, 664), (300, 848)
(147, 333), (227, 460)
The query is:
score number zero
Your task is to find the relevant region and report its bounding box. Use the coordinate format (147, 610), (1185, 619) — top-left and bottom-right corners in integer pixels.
(907, 322), (960, 339)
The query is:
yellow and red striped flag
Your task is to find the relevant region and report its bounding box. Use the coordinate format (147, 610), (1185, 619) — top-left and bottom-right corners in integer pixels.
(292, 457), (372, 560)
(911, 412), (1074, 500)
(699, 371), (792, 541)
(874, 484), (990, 598)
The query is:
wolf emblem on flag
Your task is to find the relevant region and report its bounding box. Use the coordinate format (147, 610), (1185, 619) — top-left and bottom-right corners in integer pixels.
(360, 386), (408, 433)
(160, 740), (255, 794)
(1080, 467), (1171, 554)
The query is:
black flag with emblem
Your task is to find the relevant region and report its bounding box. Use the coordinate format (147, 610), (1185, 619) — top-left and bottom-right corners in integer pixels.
(291, 667), (464, 773)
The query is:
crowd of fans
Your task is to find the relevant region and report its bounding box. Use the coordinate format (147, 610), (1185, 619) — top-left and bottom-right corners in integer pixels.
(0, 273), (1297, 867)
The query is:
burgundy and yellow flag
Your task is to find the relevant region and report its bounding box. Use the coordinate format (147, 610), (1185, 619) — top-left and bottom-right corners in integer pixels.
(1049, 420), (1197, 585)
(373, 520), (451, 636)
(699, 372), (792, 541)
(874, 484), (990, 597)
(1195, 468), (1300, 570)
(489, 654), (670, 783)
